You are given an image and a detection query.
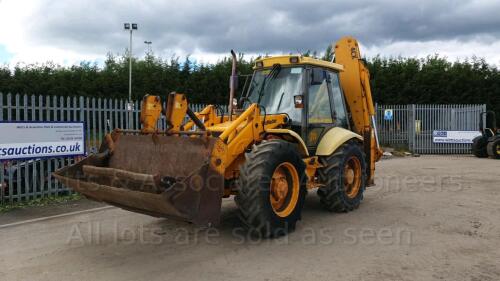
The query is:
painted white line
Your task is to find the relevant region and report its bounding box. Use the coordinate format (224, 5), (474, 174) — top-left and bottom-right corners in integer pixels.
(0, 206), (115, 229)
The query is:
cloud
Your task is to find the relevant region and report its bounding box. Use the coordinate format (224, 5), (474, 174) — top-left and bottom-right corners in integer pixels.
(1, 0), (500, 66)
(363, 38), (500, 64)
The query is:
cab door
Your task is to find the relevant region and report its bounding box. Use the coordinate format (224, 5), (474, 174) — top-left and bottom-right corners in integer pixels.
(305, 67), (348, 154)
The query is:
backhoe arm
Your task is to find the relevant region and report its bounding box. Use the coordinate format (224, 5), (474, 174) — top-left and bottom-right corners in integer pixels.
(334, 36), (383, 185)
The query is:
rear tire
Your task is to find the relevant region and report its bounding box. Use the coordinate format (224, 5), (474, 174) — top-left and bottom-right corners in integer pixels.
(235, 140), (307, 238)
(317, 141), (367, 212)
(472, 136), (488, 158)
(487, 138), (500, 159)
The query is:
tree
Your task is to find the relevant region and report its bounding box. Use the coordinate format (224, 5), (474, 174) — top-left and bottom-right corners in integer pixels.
(0, 51), (498, 123)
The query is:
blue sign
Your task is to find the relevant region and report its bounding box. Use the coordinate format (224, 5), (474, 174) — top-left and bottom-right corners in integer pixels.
(384, 109), (393, 121)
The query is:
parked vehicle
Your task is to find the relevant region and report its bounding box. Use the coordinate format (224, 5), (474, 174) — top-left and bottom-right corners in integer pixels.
(472, 111), (500, 159)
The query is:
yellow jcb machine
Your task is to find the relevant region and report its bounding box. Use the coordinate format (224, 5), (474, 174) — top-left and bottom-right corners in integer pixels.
(55, 37), (383, 237)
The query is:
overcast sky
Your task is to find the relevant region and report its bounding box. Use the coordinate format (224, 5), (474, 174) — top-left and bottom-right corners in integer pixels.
(1, 0), (500, 66)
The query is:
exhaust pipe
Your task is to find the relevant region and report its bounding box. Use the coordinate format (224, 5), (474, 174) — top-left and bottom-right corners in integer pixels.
(229, 50), (238, 121)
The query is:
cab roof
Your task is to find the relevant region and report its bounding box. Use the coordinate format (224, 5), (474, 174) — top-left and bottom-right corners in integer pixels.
(254, 55), (344, 71)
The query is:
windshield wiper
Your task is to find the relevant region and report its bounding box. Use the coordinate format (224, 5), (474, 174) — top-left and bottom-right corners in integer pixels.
(277, 92), (285, 111)
(257, 64), (281, 103)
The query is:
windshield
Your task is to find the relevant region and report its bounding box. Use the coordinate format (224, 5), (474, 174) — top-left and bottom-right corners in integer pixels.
(246, 66), (303, 123)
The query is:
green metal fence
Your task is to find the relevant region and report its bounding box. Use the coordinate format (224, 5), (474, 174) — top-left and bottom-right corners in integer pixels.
(0, 92), (487, 204)
(376, 104), (486, 154)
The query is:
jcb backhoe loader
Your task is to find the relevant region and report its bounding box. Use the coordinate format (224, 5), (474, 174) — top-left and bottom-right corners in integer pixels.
(54, 36), (383, 237)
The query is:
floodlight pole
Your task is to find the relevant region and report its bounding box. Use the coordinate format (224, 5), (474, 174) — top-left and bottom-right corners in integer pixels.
(124, 23), (137, 103)
(144, 41), (152, 55)
(124, 23), (137, 129)
(128, 28), (133, 102)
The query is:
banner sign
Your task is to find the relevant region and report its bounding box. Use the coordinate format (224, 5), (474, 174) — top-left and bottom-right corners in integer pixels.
(432, 130), (482, 144)
(0, 122), (85, 161)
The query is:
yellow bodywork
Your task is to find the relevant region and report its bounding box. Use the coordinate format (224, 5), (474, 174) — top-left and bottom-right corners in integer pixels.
(334, 37), (383, 184)
(264, 129), (309, 156)
(164, 93), (188, 133)
(54, 36), (382, 227)
(255, 55), (344, 72)
(140, 95), (162, 134)
(316, 127), (363, 156)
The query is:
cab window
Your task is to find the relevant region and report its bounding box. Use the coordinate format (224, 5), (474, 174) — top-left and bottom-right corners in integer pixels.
(327, 71), (348, 128)
(308, 68), (333, 124)
(246, 66), (304, 124)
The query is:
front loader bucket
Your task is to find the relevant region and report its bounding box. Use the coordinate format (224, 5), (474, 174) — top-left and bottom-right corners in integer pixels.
(53, 133), (224, 226)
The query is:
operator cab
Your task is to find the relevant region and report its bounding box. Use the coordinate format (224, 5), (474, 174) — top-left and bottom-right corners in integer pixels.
(243, 56), (350, 154)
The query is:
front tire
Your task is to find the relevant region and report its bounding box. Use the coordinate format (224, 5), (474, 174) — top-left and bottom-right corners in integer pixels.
(235, 140), (307, 238)
(317, 141), (367, 212)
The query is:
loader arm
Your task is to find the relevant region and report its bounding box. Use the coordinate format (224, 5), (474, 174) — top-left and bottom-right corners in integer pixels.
(334, 37), (383, 185)
(157, 93), (292, 178)
(206, 103), (290, 175)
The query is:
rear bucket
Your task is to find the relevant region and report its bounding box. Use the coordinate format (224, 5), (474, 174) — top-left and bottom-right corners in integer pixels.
(53, 133), (224, 226)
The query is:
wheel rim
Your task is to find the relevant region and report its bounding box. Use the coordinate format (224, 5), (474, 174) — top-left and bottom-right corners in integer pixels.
(344, 156), (362, 199)
(270, 162), (300, 218)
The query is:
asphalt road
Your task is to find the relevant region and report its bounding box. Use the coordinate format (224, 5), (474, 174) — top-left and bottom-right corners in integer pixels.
(1, 156), (500, 281)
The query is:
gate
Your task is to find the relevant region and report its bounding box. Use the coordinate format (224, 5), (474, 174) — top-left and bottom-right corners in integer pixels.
(376, 104), (486, 154)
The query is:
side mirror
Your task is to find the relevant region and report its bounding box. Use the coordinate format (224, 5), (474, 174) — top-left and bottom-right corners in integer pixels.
(294, 95), (304, 108)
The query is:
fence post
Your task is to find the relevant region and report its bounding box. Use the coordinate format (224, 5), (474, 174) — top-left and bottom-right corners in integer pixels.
(97, 97), (102, 146)
(0, 92), (3, 121)
(135, 99), (140, 130)
(410, 104), (416, 153)
(119, 99), (124, 129)
(0, 93), (3, 204)
(85, 97), (90, 153)
(0, 170), (2, 205)
(79, 96), (84, 124)
(375, 102), (379, 143)
(91, 97), (97, 152)
(37, 95), (45, 198)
